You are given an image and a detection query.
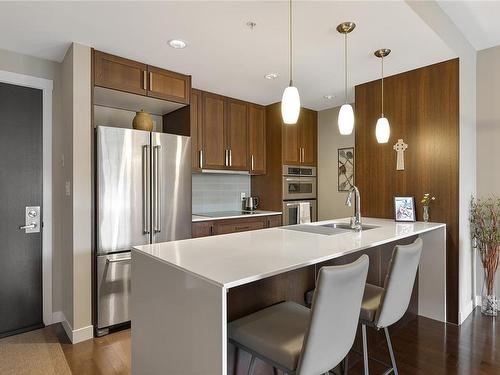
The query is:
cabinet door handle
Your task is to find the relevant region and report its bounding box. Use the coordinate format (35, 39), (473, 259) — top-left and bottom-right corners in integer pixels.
(251, 155), (254, 171)
(143, 71), (147, 90)
(199, 149), (203, 169)
(224, 150), (228, 166)
(149, 72), (153, 91)
(229, 149), (232, 167)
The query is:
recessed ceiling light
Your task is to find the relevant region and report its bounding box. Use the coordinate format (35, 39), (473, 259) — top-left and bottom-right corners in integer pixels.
(168, 39), (187, 49)
(323, 94), (335, 100)
(265, 73), (279, 80)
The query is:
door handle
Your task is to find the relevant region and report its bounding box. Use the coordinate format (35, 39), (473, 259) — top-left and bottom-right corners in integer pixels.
(153, 145), (161, 233)
(199, 149), (203, 169)
(143, 71), (147, 90)
(149, 72), (153, 91)
(143, 145), (150, 234)
(224, 149), (228, 167)
(229, 149), (232, 167)
(106, 257), (132, 264)
(19, 223), (37, 230)
(251, 155), (254, 171)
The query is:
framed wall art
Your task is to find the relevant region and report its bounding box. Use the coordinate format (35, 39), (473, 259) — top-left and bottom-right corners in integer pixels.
(338, 147), (354, 192)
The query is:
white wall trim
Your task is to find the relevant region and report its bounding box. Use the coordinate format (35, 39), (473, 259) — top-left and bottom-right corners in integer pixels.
(459, 299), (474, 324)
(52, 310), (94, 344)
(0, 69), (53, 326)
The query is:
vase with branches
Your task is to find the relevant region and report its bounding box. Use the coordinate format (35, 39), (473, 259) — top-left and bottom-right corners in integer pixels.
(470, 197), (500, 316)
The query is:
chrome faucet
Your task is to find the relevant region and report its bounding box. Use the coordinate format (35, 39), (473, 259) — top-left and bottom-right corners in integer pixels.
(345, 186), (362, 231)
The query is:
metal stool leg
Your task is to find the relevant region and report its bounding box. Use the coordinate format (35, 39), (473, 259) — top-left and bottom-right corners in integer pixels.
(361, 324), (370, 375)
(247, 355), (256, 375)
(384, 327), (398, 375)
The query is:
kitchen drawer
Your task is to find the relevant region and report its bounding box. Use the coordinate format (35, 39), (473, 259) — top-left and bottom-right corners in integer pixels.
(266, 215), (282, 228)
(214, 217), (265, 235)
(192, 221), (214, 238)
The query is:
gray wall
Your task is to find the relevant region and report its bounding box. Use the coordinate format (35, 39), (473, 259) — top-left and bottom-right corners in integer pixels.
(476, 45), (500, 299)
(317, 105), (355, 220)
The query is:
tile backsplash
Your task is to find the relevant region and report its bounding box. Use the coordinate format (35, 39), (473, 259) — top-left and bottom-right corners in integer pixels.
(192, 173), (250, 213)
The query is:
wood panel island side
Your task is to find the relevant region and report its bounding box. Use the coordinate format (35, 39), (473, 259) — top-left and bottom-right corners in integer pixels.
(131, 218), (446, 375)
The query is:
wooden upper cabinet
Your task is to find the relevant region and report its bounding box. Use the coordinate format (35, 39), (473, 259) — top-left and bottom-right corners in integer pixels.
(248, 104), (266, 175)
(282, 108), (317, 166)
(202, 92), (226, 169)
(191, 89), (202, 171)
(147, 66), (191, 104)
(282, 119), (301, 165)
(300, 109), (318, 166)
(226, 99), (248, 170)
(94, 51), (147, 96)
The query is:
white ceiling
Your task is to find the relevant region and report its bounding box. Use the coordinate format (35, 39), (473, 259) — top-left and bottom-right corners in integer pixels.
(438, 1), (500, 51)
(0, 1), (456, 110)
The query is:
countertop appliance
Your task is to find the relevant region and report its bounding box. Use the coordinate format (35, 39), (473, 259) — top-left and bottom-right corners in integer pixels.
(242, 196), (260, 211)
(282, 165), (317, 225)
(96, 126), (191, 336)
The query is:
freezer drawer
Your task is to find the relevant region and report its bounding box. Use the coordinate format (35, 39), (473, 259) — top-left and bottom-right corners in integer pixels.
(97, 252), (131, 330)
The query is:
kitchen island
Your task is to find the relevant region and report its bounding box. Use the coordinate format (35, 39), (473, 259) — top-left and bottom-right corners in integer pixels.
(131, 218), (446, 375)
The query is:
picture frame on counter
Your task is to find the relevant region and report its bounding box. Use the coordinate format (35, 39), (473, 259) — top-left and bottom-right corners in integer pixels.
(394, 196), (416, 222)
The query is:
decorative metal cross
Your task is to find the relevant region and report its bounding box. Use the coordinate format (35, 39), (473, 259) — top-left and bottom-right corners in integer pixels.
(393, 138), (408, 171)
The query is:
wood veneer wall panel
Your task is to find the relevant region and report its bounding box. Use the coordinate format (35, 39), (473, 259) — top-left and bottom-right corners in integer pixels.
(354, 58), (459, 323)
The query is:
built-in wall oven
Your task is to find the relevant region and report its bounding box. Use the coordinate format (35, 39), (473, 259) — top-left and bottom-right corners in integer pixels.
(282, 165), (317, 224)
(282, 165), (317, 201)
(282, 199), (317, 225)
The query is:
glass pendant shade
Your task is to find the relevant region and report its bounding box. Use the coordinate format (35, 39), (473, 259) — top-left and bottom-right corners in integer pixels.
(338, 104), (354, 135)
(281, 85), (301, 124)
(376, 116), (390, 143)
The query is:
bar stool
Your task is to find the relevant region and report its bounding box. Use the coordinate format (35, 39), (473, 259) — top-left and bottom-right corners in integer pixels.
(358, 238), (423, 375)
(228, 255), (369, 375)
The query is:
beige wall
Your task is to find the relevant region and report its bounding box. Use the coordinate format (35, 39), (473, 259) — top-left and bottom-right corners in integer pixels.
(0, 48), (65, 317)
(476, 45), (500, 297)
(317, 105), (355, 220)
(60, 43), (92, 333)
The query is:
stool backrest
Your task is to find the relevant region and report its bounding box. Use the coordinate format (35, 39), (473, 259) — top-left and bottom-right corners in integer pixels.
(297, 255), (369, 375)
(375, 238), (423, 328)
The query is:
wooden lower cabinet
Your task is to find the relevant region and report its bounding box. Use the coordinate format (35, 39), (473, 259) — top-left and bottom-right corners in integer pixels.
(191, 214), (282, 238)
(191, 221), (214, 238)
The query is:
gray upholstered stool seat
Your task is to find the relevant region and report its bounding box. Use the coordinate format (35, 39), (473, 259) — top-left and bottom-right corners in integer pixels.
(228, 301), (310, 371)
(360, 284), (384, 323)
(228, 255), (369, 375)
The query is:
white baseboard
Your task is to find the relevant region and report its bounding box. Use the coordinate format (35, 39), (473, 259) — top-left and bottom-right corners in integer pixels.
(458, 300), (474, 324)
(51, 310), (94, 344)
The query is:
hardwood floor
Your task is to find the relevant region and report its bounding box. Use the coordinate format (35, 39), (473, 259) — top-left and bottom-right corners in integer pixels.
(26, 308), (500, 374)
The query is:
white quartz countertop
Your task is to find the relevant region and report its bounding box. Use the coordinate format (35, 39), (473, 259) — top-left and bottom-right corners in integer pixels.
(133, 218), (445, 289)
(192, 210), (282, 222)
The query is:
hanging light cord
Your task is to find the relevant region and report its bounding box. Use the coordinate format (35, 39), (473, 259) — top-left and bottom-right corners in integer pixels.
(289, 0), (293, 86)
(381, 56), (384, 117)
(344, 32), (348, 104)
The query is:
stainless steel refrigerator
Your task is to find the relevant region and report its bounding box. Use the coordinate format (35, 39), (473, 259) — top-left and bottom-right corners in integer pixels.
(96, 126), (191, 336)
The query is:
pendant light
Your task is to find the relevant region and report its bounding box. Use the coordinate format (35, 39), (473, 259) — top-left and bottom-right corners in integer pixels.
(336, 22), (356, 135)
(374, 49), (391, 143)
(281, 0), (300, 125)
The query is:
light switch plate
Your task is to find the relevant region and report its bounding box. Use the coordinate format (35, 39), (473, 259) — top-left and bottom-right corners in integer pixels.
(65, 181), (71, 196)
(240, 192), (246, 200)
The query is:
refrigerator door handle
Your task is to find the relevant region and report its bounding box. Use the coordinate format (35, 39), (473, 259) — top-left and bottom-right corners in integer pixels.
(143, 145), (151, 234)
(153, 145), (162, 233)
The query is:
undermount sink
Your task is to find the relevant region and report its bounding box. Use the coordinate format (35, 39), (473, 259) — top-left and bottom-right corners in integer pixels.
(280, 222), (379, 236)
(319, 223), (379, 231)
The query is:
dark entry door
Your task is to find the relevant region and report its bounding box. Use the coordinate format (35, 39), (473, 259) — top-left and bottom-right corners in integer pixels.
(0, 82), (43, 338)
